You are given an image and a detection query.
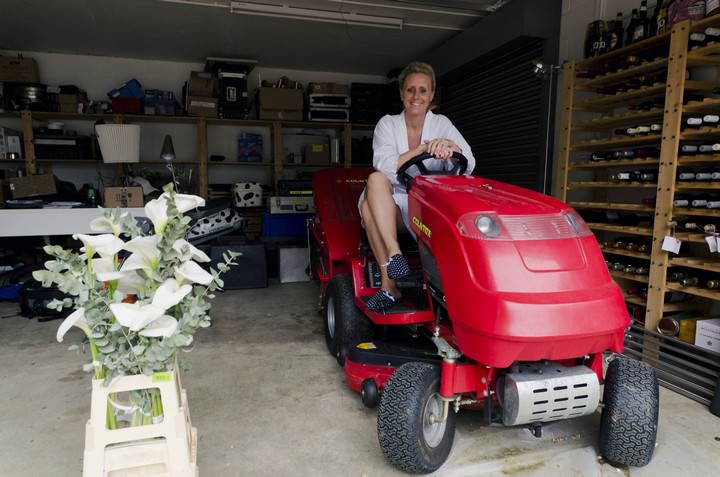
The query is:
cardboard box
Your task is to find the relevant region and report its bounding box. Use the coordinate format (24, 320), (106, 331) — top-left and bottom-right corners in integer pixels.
(8, 174), (57, 198)
(257, 88), (303, 121)
(307, 82), (349, 95)
(0, 181), (11, 204)
(233, 182), (263, 207)
(0, 56), (40, 83)
(694, 318), (720, 353)
(304, 144), (330, 164)
(268, 196), (315, 214)
(279, 247), (310, 283)
(188, 71), (215, 96)
(104, 186), (144, 208)
(187, 96), (218, 118)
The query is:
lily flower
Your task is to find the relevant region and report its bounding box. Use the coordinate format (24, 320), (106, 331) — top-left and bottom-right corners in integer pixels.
(172, 239), (211, 263)
(90, 215), (122, 236)
(121, 236), (162, 272)
(114, 270), (148, 296)
(139, 315), (178, 338)
(144, 193), (205, 234)
(151, 278), (192, 310)
(175, 261), (214, 285)
(73, 233), (126, 259)
(57, 307), (91, 342)
(110, 302), (165, 332)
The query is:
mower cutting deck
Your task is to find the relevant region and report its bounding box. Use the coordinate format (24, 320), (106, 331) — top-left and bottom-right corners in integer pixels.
(310, 158), (658, 474)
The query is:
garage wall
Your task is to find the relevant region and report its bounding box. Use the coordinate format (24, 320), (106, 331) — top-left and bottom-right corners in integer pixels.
(0, 49), (385, 102)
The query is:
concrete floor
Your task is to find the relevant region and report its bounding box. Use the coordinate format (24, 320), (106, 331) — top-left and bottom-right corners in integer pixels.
(1, 279), (719, 477)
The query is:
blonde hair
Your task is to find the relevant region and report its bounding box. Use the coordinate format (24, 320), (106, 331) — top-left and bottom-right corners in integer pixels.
(398, 61), (436, 92)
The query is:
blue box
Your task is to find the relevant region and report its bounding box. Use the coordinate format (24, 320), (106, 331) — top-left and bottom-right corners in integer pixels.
(107, 78), (143, 98)
(262, 212), (313, 237)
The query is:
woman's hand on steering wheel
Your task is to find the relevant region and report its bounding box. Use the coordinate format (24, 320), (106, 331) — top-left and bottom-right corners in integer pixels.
(424, 138), (457, 160)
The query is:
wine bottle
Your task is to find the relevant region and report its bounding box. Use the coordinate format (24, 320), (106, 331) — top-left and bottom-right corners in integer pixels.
(673, 194), (690, 207)
(588, 20), (609, 57)
(632, 1), (651, 43)
(706, 26), (720, 40)
(694, 168), (714, 180)
(712, 170), (720, 180)
(680, 276), (700, 287)
(680, 144), (699, 155)
(609, 12), (625, 51)
(707, 198), (720, 208)
(668, 271), (691, 281)
(699, 144), (720, 154)
(639, 171), (656, 181)
(612, 149), (635, 159)
(656, 0), (672, 35)
(677, 169), (696, 180)
(633, 146), (661, 158)
(691, 194), (710, 207)
(683, 116), (704, 129)
(626, 8), (640, 45)
(704, 114), (720, 125)
(707, 279), (720, 289)
(690, 32), (708, 48)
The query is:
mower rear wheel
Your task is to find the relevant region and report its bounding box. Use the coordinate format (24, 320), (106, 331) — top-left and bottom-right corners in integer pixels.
(599, 357), (659, 467)
(377, 362), (455, 474)
(323, 274), (373, 364)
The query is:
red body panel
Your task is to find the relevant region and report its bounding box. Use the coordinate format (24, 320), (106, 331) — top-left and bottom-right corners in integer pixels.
(408, 175), (628, 368)
(310, 168), (373, 281)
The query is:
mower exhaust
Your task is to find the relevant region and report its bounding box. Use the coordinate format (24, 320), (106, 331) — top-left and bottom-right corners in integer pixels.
(499, 362), (600, 427)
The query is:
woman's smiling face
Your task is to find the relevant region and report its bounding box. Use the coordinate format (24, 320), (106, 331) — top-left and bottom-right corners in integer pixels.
(401, 72), (434, 115)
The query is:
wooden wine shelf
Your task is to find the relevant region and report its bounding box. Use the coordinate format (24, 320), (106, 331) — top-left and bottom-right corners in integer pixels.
(570, 201), (654, 212)
(574, 58), (669, 91)
(567, 181), (657, 189)
(569, 158), (659, 169)
(569, 134), (662, 150)
(678, 154), (720, 165)
(670, 257), (720, 273)
(676, 181), (720, 189)
(601, 246), (651, 260)
(588, 223), (654, 236)
(671, 208), (720, 218)
(559, 18), (720, 405)
(576, 30), (671, 70)
(571, 108), (664, 131)
(674, 231), (716, 244)
(666, 281), (720, 300)
(682, 96), (720, 113)
(610, 270), (650, 283)
(680, 130), (720, 140)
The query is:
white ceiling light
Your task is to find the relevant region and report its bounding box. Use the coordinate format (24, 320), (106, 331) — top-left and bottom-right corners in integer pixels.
(229, 1), (404, 29)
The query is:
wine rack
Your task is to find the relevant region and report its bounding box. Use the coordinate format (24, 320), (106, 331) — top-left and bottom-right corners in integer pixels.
(557, 18), (720, 405)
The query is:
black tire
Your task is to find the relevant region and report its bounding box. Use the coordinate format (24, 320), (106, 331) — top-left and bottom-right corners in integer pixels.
(599, 357), (659, 467)
(377, 362), (455, 474)
(322, 274), (373, 364)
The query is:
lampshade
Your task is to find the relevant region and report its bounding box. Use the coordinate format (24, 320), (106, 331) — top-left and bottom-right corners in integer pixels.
(161, 134), (175, 162)
(95, 124), (141, 163)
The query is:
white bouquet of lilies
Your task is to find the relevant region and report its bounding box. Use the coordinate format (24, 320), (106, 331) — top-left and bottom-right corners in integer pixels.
(33, 184), (237, 383)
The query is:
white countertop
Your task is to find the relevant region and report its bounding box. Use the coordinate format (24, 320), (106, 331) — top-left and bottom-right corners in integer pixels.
(0, 207), (146, 237)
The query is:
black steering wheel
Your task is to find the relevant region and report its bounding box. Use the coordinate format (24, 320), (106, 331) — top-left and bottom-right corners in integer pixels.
(396, 151), (468, 190)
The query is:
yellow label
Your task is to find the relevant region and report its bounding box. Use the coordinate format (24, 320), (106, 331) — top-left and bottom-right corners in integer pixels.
(312, 144), (324, 152)
(152, 371), (173, 382)
(412, 216), (432, 238)
(356, 342), (376, 350)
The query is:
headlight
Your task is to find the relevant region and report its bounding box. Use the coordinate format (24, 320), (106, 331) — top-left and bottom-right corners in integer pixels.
(475, 215), (500, 237)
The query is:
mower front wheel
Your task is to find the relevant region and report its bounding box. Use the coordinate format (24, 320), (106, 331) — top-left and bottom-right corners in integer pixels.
(323, 274), (373, 365)
(599, 356), (659, 467)
(377, 362), (455, 474)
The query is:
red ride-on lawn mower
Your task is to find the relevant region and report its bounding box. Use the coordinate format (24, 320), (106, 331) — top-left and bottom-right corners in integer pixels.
(309, 154), (659, 475)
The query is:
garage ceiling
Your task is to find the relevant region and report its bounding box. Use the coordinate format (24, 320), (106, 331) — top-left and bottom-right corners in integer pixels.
(0, 0), (513, 76)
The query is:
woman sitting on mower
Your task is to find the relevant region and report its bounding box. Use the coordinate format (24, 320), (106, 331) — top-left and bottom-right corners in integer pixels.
(358, 61), (476, 310)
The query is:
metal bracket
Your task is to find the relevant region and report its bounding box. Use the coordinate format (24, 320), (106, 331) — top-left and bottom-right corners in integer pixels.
(431, 336), (462, 360)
